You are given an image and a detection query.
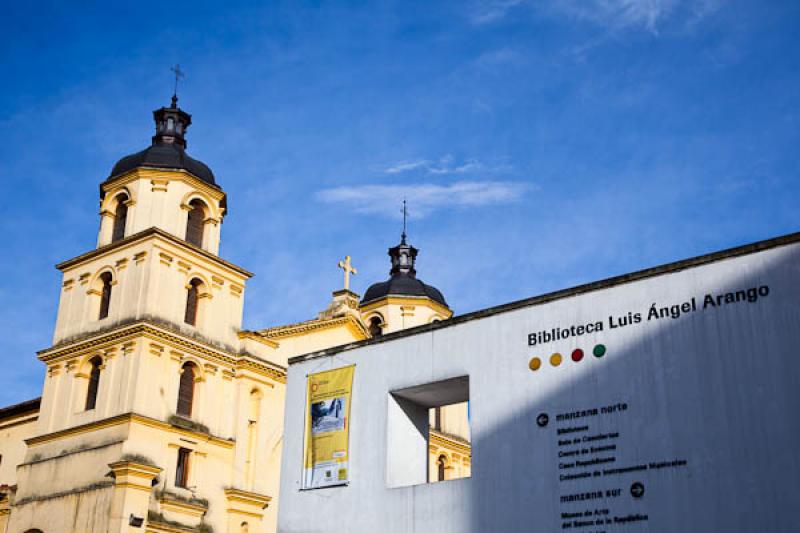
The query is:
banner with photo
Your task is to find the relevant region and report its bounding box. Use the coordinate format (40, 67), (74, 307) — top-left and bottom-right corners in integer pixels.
(303, 365), (355, 489)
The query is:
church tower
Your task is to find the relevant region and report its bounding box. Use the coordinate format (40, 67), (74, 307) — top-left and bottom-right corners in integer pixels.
(7, 96), (283, 533)
(359, 232), (453, 336)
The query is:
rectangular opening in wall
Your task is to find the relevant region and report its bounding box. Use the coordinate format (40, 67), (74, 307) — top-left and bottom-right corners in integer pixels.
(387, 375), (471, 488)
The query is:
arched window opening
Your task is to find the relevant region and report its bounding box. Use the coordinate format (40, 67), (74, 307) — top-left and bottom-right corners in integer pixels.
(368, 316), (383, 337)
(437, 455), (447, 482)
(98, 272), (113, 320)
(240, 522), (249, 533)
(111, 193), (129, 243)
(175, 447), (191, 488)
(85, 357), (102, 410)
(185, 199), (206, 248)
(184, 279), (202, 325)
(177, 363), (196, 418)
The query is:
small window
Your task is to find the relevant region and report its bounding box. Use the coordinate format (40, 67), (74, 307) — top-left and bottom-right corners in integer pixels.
(98, 272), (113, 320)
(177, 363), (196, 417)
(437, 455), (447, 482)
(185, 200), (206, 248)
(111, 193), (128, 243)
(85, 357), (102, 410)
(184, 279), (202, 325)
(387, 376), (471, 488)
(368, 316), (383, 337)
(175, 447), (191, 488)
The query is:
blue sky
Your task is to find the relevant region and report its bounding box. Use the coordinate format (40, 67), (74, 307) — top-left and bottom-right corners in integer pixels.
(1, 0), (798, 405)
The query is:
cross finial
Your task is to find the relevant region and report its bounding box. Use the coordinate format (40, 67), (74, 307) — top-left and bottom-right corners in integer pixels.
(170, 64), (185, 107)
(337, 255), (358, 291)
(401, 198), (408, 245)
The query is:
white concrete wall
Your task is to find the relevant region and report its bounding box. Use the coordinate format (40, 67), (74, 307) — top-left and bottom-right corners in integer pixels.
(278, 240), (800, 532)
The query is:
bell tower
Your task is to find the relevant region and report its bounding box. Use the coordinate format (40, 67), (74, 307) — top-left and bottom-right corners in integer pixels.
(8, 95), (284, 533)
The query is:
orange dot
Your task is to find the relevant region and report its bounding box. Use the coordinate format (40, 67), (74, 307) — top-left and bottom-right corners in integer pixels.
(529, 357), (542, 371)
(550, 353), (563, 367)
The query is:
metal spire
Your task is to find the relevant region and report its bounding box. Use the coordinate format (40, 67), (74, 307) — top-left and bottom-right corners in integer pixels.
(401, 198), (408, 245)
(170, 64), (185, 107)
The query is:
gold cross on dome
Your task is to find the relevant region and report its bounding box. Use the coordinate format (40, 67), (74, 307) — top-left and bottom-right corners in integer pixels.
(337, 255), (358, 290)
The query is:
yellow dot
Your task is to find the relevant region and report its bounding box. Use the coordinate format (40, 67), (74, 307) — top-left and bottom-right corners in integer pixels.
(529, 357), (542, 371)
(550, 353), (563, 367)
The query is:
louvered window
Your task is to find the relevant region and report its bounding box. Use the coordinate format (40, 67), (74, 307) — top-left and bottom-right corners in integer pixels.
(177, 363), (195, 417)
(98, 272), (113, 320)
(85, 357), (102, 410)
(185, 200), (205, 247)
(175, 447), (191, 488)
(111, 194), (128, 242)
(184, 279), (201, 325)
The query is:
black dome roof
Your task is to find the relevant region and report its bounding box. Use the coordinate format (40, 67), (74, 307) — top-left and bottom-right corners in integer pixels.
(362, 274), (448, 306)
(110, 142), (216, 185)
(107, 96), (217, 187)
(360, 236), (449, 308)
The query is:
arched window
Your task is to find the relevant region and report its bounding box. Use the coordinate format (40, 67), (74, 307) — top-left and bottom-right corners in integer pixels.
(111, 193), (129, 243)
(85, 357), (102, 410)
(368, 316), (383, 337)
(437, 455), (447, 482)
(177, 362), (196, 417)
(184, 279), (202, 325)
(175, 447), (191, 488)
(185, 199), (206, 248)
(98, 272), (113, 320)
(240, 522), (249, 533)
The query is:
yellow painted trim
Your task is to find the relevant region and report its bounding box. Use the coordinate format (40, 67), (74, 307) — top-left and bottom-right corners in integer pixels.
(0, 415), (38, 431)
(25, 412), (235, 448)
(226, 509), (264, 519)
(360, 296), (453, 318)
(224, 487), (272, 507)
(238, 330), (279, 349)
(255, 314), (368, 341)
(37, 321), (287, 384)
(103, 168), (225, 205)
(159, 497), (207, 516)
(429, 429), (472, 456)
(114, 482), (153, 492)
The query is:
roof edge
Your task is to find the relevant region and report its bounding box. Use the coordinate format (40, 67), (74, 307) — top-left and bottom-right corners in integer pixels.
(0, 397), (41, 420)
(55, 227), (252, 278)
(289, 230), (800, 365)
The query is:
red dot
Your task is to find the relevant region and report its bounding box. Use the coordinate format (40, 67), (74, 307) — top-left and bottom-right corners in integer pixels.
(571, 349), (584, 362)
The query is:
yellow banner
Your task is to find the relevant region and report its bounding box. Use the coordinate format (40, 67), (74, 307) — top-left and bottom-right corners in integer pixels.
(303, 365), (355, 488)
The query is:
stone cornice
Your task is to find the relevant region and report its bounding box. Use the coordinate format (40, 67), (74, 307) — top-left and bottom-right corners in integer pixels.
(360, 295), (453, 318)
(101, 167), (224, 200)
(429, 429), (472, 456)
(25, 412), (235, 448)
(253, 314), (368, 341)
(37, 320), (287, 384)
(237, 330), (279, 349)
(56, 226), (252, 278)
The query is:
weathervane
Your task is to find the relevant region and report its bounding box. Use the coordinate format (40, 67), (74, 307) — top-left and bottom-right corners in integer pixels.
(170, 64), (185, 106)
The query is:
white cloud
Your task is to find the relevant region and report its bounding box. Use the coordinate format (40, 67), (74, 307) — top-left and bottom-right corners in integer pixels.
(383, 155), (508, 176)
(471, 0), (722, 32)
(470, 0), (526, 25)
(316, 181), (531, 218)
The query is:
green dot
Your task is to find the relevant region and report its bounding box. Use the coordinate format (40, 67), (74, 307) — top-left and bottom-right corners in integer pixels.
(593, 344), (606, 357)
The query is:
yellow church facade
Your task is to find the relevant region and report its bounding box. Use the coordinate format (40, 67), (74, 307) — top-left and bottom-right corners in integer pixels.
(0, 97), (467, 533)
